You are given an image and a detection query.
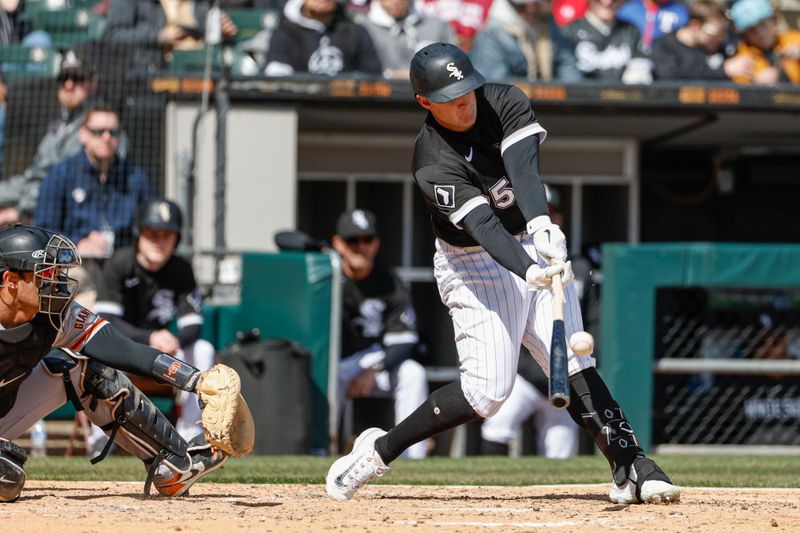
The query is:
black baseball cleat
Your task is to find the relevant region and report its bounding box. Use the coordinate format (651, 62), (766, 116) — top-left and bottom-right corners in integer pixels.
(609, 456), (681, 504)
(152, 435), (228, 497)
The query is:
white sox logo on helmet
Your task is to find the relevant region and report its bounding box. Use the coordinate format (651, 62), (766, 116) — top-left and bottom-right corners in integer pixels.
(446, 62), (463, 80)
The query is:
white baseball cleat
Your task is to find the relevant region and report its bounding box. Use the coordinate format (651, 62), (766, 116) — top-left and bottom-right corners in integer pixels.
(609, 456), (681, 504)
(326, 427), (389, 501)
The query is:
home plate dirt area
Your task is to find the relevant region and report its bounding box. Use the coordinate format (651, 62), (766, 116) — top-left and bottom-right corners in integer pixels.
(3, 481), (799, 532)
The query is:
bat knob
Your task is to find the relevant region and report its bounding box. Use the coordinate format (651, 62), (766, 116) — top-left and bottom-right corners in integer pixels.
(551, 394), (570, 409)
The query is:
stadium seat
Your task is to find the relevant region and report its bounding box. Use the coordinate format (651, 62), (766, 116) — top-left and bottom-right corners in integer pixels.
(226, 9), (280, 45)
(0, 44), (60, 80)
(29, 7), (106, 51)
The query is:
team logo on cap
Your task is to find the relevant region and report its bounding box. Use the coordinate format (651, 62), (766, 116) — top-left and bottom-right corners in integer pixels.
(352, 209), (370, 230)
(446, 62), (463, 81)
(158, 202), (172, 222)
(434, 185), (455, 208)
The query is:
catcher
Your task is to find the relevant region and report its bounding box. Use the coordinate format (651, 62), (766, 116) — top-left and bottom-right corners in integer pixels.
(0, 225), (254, 502)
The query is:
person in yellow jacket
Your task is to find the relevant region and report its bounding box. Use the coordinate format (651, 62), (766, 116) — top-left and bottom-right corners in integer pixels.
(729, 0), (800, 85)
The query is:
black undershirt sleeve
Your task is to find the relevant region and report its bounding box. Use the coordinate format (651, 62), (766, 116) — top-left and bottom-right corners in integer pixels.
(81, 323), (200, 391)
(461, 203), (536, 280)
(502, 135), (549, 223)
(99, 313), (152, 345)
(81, 322), (167, 377)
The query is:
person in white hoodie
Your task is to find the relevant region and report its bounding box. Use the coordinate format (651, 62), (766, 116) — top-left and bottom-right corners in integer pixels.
(471, 0), (581, 81)
(359, 0), (456, 79)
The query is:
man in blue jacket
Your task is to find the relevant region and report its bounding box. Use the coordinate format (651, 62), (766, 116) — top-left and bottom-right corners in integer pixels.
(34, 104), (152, 293)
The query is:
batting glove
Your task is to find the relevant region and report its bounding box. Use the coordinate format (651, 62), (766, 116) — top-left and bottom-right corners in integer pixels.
(526, 261), (573, 290)
(531, 222), (568, 264)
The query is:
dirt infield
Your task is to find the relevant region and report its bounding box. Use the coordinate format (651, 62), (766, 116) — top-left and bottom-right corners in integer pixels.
(4, 481), (799, 532)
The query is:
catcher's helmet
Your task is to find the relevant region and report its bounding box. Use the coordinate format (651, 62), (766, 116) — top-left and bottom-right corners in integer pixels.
(135, 197), (183, 238)
(410, 42), (485, 103)
(0, 224), (81, 327)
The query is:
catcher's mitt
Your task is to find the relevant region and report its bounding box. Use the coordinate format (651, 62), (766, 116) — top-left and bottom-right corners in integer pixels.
(196, 364), (255, 457)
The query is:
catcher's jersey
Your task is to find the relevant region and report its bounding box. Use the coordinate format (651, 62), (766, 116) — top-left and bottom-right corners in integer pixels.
(341, 262), (418, 356)
(0, 302), (107, 417)
(94, 247), (202, 331)
(412, 83), (546, 247)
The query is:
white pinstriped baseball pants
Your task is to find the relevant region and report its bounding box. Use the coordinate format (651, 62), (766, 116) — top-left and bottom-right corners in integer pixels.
(433, 234), (596, 418)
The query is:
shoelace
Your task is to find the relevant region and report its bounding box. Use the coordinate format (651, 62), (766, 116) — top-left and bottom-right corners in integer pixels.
(345, 452), (388, 490)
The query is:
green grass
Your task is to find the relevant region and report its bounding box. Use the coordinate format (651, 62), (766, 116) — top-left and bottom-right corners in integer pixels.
(26, 455), (800, 488)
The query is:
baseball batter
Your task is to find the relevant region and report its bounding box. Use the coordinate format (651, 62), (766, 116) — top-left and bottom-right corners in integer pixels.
(327, 42), (679, 505)
(0, 225), (239, 502)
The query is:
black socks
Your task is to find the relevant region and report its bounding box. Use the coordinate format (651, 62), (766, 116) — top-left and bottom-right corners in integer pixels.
(374, 381), (480, 464)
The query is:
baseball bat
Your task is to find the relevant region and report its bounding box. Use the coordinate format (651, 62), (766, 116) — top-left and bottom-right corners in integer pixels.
(549, 269), (570, 409)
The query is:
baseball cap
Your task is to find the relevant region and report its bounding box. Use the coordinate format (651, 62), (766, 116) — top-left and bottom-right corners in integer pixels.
(731, 0), (773, 32)
(336, 209), (379, 240)
(57, 50), (94, 81)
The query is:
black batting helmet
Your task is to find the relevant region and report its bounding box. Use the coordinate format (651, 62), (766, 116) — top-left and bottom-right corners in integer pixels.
(0, 224), (81, 327)
(135, 198), (183, 239)
(410, 42), (485, 103)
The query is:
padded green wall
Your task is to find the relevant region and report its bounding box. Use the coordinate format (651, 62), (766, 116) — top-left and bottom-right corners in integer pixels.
(601, 243), (800, 450)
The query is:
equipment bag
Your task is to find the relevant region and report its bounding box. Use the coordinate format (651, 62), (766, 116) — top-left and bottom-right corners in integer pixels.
(220, 337), (312, 454)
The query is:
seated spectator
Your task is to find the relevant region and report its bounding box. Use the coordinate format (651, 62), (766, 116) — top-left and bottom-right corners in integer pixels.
(560, 0), (653, 83)
(93, 197), (215, 441)
(729, 0), (800, 85)
(471, 0), (581, 81)
(264, 0), (382, 76)
(33, 104), (152, 293)
(616, 0), (689, 51)
(332, 209), (428, 459)
(360, 0), (455, 79)
(653, 0), (754, 81)
(0, 51), (126, 224)
(417, 0), (494, 51)
(103, 0), (239, 72)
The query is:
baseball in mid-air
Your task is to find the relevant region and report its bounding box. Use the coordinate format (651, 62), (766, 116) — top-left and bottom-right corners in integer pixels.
(569, 331), (594, 356)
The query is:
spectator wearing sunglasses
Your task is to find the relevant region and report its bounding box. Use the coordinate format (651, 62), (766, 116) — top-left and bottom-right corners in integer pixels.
(330, 209), (429, 459)
(0, 51), (128, 225)
(33, 104), (152, 302)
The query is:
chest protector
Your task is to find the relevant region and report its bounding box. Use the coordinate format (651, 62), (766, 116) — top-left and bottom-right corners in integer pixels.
(0, 315), (58, 417)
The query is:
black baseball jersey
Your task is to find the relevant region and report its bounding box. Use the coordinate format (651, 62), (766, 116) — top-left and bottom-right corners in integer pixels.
(412, 83), (547, 247)
(341, 262), (418, 357)
(94, 247), (203, 344)
(561, 17), (647, 80)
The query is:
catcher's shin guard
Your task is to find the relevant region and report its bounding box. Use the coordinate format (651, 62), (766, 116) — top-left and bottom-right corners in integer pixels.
(80, 361), (191, 477)
(566, 368), (642, 485)
(0, 438), (26, 502)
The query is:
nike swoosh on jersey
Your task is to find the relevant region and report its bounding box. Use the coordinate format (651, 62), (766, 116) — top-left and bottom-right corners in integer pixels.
(124, 277), (141, 288)
(0, 373), (25, 389)
(465, 147), (473, 162)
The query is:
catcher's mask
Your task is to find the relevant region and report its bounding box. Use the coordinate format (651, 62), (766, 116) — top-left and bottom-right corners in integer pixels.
(0, 225), (82, 328)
